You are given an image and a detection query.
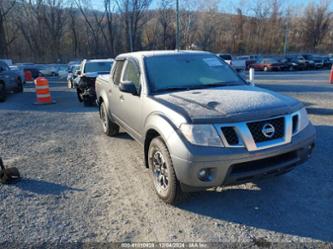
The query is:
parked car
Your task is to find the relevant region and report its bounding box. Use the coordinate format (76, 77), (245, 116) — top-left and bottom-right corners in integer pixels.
(250, 58), (283, 71)
(312, 56), (325, 69)
(0, 61), (23, 102)
(17, 64), (40, 80)
(283, 56), (307, 71)
(57, 64), (68, 79)
(24, 67), (40, 79)
(38, 65), (59, 76)
(299, 54), (316, 70)
(75, 59), (114, 106)
(95, 50), (316, 204)
(67, 64), (80, 88)
(234, 55), (259, 69)
(322, 56), (333, 69)
(68, 60), (81, 70)
(217, 54), (245, 72)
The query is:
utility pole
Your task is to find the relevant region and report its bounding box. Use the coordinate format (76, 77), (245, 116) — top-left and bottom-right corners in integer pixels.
(283, 9), (290, 56)
(176, 0), (180, 50)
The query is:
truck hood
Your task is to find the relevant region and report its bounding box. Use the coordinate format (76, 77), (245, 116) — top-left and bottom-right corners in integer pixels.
(154, 85), (303, 124)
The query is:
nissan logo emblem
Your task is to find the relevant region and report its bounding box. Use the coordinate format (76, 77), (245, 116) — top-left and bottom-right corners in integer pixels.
(262, 123), (275, 138)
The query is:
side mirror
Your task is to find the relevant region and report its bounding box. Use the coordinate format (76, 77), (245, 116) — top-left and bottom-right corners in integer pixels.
(119, 81), (138, 95)
(76, 70), (81, 76)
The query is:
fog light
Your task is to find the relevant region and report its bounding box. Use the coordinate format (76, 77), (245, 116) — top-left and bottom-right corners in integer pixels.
(198, 168), (213, 182)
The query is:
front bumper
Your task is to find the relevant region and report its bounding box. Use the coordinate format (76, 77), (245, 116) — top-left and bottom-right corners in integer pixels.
(167, 124), (316, 190)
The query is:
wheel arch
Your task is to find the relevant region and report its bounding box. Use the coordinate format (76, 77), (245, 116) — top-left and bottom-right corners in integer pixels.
(143, 114), (178, 169)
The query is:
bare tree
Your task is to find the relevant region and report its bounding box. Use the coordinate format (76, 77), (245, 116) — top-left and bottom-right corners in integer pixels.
(117, 0), (152, 51)
(0, 0), (16, 58)
(158, 0), (175, 49)
(302, 1), (332, 50)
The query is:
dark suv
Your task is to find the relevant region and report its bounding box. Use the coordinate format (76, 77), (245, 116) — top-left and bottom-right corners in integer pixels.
(0, 61), (23, 102)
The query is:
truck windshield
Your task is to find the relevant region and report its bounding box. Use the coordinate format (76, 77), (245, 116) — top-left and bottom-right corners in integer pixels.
(145, 54), (245, 93)
(84, 61), (112, 73)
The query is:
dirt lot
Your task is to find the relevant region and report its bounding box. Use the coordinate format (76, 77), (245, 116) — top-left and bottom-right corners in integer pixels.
(0, 71), (332, 247)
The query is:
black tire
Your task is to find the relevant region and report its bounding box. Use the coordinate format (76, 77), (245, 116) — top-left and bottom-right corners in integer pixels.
(0, 170), (8, 184)
(76, 89), (83, 102)
(5, 167), (20, 180)
(83, 97), (94, 107)
(0, 82), (7, 102)
(100, 102), (119, 136)
(148, 136), (184, 204)
(16, 78), (23, 93)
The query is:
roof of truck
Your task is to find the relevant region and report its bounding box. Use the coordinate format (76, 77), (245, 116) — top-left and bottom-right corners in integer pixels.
(117, 50), (212, 60)
(85, 59), (114, 62)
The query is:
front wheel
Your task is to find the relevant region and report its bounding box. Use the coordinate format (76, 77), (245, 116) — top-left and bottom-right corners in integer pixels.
(100, 102), (119, 136)
(148, 137), (184, 204)
(83, 97), (94, 107)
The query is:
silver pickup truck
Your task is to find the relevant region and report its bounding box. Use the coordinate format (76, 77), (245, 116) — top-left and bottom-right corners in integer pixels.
(96, 51), (316, 204)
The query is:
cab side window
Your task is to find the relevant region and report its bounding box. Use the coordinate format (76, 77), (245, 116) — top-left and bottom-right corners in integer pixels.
(113, 60), (125, 85)
(122, 60), (140, 91)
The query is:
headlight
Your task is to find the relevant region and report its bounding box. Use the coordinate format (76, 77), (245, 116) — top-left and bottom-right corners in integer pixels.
(179, 124), (223, 147)
(294, 108), (310, 134)
(299, 108), (310, 131)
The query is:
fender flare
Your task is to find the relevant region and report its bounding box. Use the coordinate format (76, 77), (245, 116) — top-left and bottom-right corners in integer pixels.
(143, 113), (179, 168)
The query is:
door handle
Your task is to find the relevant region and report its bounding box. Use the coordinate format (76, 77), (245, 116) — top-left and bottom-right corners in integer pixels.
(120, 95), (124, 101)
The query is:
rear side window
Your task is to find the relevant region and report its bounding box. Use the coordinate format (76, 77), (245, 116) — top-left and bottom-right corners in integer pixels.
(122, 60), (140, 90)
(113, 60), (125, 85)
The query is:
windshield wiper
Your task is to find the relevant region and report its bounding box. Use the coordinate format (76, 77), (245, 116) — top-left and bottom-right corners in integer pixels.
(154, 87), (192, 93)
(190, 82), (240, 89)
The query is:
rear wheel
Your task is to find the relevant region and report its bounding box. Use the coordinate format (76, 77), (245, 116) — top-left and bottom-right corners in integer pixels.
(148, 137), (184, 204)
(100, 102), (119, 136)
(0, 82), (7, 102)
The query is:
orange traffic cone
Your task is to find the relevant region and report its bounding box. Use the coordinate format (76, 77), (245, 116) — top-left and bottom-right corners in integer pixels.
(330, 65), (333, 84)
(34, 77), (55, 105)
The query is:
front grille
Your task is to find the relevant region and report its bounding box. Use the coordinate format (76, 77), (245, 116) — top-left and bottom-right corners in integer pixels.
(230, 151), (298, 175)
(221, 127), (239, 145)
(247, 117), (285, 143)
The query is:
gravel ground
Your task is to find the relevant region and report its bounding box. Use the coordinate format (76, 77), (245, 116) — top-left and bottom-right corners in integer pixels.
(0, 71), (332, 248)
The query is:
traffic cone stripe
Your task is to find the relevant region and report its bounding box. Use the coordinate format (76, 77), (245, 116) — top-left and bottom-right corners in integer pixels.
(35, 85), (49, 90)
(36, 89), (50, 95)
(37, 94), (51, 98)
